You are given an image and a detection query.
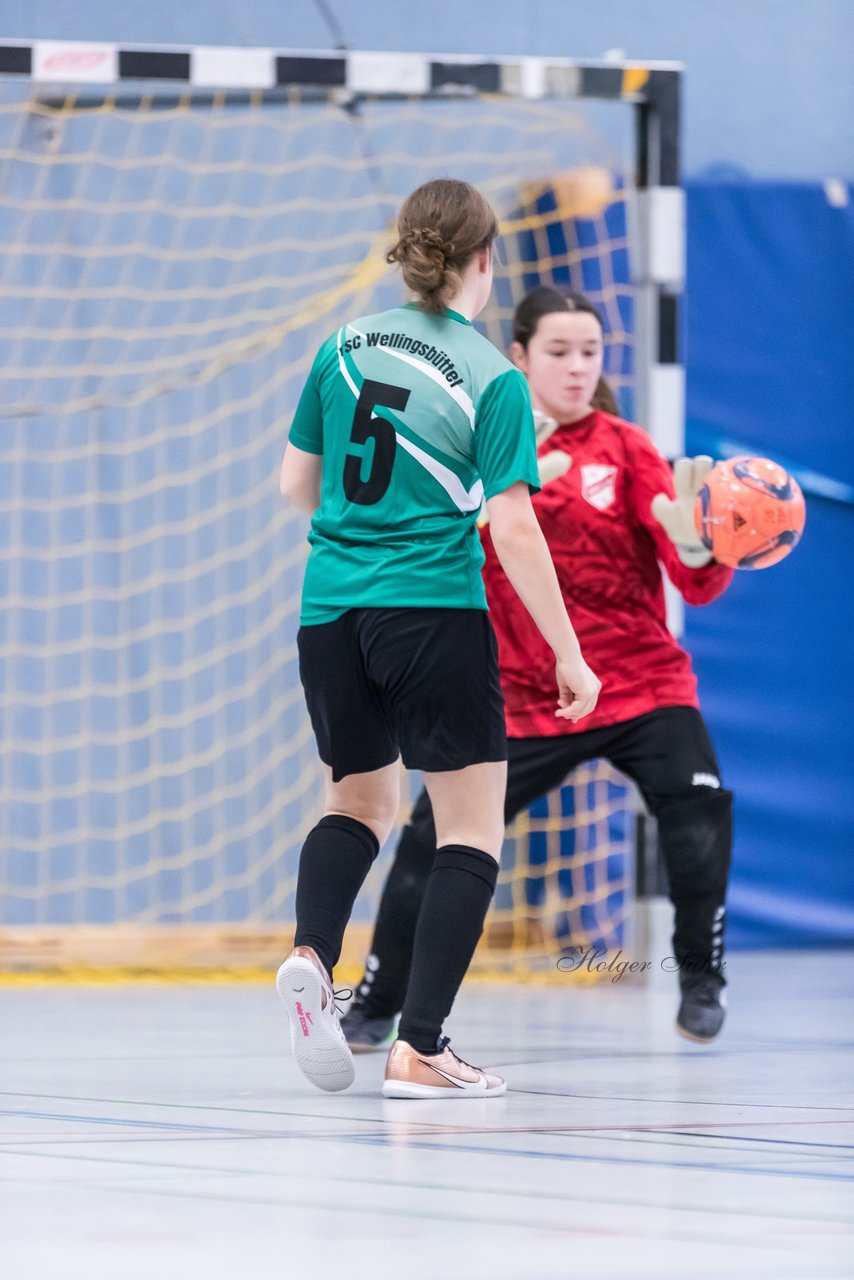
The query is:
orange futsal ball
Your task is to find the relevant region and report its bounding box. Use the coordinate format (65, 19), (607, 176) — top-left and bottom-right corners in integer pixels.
(694, 456), (806, 570)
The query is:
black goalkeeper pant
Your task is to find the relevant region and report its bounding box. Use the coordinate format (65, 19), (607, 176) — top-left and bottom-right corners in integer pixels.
(354, 706), (733, 1017)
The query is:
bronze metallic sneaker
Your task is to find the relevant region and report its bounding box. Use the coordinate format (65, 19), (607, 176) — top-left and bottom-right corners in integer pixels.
(276, 945), (355, 1092)
(382, 1036), (506, 1099)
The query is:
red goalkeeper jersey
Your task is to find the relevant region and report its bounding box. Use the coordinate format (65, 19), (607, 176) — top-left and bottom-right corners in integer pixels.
(480, 409), (734, 737)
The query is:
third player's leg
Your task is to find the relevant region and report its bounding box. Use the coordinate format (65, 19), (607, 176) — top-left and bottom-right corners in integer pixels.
(607, 706), (733, 983)
(350, 738), (582, 1019)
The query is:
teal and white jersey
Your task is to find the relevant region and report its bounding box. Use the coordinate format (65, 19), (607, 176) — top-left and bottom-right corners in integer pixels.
(289, 303), (540, 625)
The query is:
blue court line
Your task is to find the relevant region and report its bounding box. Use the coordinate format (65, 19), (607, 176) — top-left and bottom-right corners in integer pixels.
(5, 1105), (854, 1149)
(5, 1130), (852, 1167)
(1, 1171), (799, 1250)
(5, 1085), (854, 1121)
(496, 1039), (854, 1058)
(340, 1131), (854, 1183)
(4, 1109), (853, 1182)
(0, 1108), (261, 1136)
(512, 1088), (854, 1113)
(6, 1142), (854, 1229)
(622, 1129), (854, 1152)
(0, 1089), (461, 1129)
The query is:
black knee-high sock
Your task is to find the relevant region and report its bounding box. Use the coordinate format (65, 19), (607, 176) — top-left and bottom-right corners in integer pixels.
(294, 814), (379, 978)
(656, 789), (733, 984)
(356, 810), (435, 1017)
(397, 844), (498, 1055)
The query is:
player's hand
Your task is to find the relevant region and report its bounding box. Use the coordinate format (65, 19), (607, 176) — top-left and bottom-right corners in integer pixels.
(651, 455), (714, 567)
(554, 656), (601, 722)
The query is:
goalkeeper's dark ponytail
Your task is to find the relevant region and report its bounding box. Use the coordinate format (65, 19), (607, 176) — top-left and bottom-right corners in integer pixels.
(387, 179), (498, 315)
(513, 286), (619, 415)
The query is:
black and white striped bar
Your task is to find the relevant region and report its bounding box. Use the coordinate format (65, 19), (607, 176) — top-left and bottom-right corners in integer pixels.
(0, 39), (680, 103)
(633, 186), (686, 457)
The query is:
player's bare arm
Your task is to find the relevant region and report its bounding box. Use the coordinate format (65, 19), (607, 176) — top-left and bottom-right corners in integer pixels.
(279, 441), (322, 512)
(486, 480), (600, 722)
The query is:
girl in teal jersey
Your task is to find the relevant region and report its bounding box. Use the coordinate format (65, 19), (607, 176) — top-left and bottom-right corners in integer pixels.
(276, 179), (599, 1099)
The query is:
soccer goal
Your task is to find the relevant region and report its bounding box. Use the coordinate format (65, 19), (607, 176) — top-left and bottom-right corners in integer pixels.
(0, 40), (684, 978)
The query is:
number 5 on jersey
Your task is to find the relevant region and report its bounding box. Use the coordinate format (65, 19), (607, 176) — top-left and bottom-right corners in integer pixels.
(343, 379), (410, 506)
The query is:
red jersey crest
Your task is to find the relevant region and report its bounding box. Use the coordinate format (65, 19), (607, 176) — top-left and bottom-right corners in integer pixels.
(580, 463), (618, 510)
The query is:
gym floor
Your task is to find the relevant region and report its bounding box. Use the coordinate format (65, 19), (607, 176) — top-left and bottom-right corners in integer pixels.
(1, 950), (852, 1279)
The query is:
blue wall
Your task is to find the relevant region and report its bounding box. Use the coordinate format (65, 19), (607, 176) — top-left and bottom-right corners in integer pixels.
(684, 179), (854, 946)
(4, 0), (854, 179)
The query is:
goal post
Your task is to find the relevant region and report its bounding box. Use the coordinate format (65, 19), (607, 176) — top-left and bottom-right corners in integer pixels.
(0, 40), (683, 978)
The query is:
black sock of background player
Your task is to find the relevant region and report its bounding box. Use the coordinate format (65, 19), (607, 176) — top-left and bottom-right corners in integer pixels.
(397, 845), (498, 1055)
(294, 815), (379, 979)
(355, 819), (434, 1016)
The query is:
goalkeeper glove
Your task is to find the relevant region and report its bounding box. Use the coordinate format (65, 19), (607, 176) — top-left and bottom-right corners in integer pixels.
(477, 418), (571, 528)
(533, 409), (559, 446)
(532, 411), (571, 485)
(650, 455), (715, 567)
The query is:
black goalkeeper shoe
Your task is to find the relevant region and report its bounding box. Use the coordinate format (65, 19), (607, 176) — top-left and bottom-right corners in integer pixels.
(339, 1004), (397, 1053)
(676, 975), (727, 1043)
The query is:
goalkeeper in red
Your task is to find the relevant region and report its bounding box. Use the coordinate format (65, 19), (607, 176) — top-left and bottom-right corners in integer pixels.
(342, 286), (735, 1050)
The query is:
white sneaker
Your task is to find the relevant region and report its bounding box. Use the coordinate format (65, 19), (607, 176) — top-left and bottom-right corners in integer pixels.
(383, 1036), (507, 1099)
(276, 946), (355, 1092)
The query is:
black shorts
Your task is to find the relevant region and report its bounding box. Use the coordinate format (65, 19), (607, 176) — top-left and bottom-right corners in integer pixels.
(297, 607), (507, 782)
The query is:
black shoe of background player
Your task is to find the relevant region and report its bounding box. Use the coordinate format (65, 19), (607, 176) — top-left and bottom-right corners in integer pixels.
(340, 1003), (397, 1053)
(676, 974), (727, 1043)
